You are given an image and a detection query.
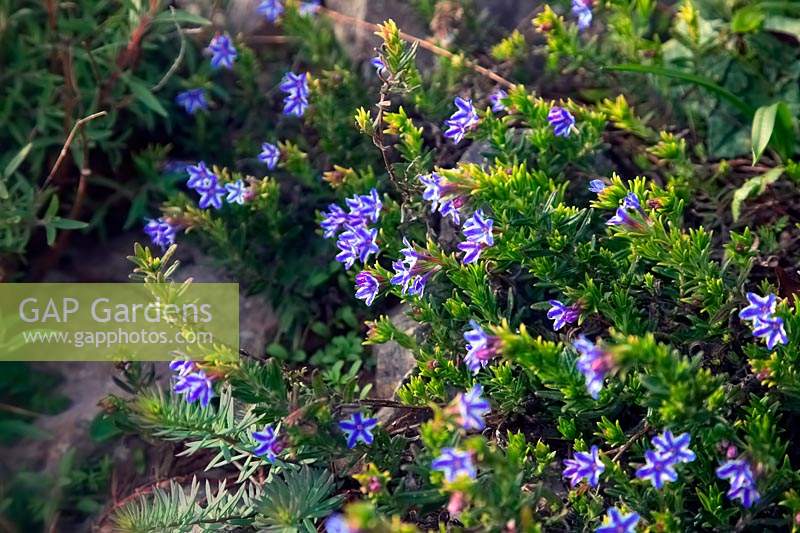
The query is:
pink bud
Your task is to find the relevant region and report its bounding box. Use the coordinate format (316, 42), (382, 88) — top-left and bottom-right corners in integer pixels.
(447, 491), (465, 517)
(794, 511), (800, 525)
(726, 445), (738, 459)
(367, 476), (382, 493)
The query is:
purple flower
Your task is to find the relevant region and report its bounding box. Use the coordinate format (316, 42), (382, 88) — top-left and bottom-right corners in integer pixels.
(572, 0), (593, 31)
(186, 162), (217, 191)
(462, 209), (494, 246)
(320, 204), (348, 239)
(256, 0), (283, 21)
(573, 335), (606, 399)
(463, 320), (501, 374)
(252, 424), (282, 461)
(225, 179), (246, 205)
(283, 93), (309, 117)
(207, 34), (237, 69)
(588, 179), (606, 193)
(355, 271), (380, 306)
(635, 450), (678, 489)
(338, 412), (378, 448)
(259, 142), (280, 169)
(443, 97), (479, 144)
(458, 240), (487, 264)
(325, 514), (352, 533)
(345, 188), (382, 223)
(390, 259), (414, 292)
(595, 507), (639, 533)
(176, 89), (208, 114)
(752, 316), (788, 349)
(489, 89), (507, 113)
(457, 384), (491, 431)
(439, 199), (462, 224)
(169, 358), (195, 376)
(548, 106), (575, 137)
(716, 459), (760, 508)
(144, 218), (177, 249)
(739, 292), (777, 322)
(622, 192), (644, 214)
(399, 237), (423, 264)
(371, 56), (385, 72)
(280, 72), (310, 98)
(174, 370), (214, 407)
(298, 0), (320, 16)
(547, 300), (580, 331)
(431, 448), (476, 482)
(562, 445), (604, 487)
(652, 430), (696, 464)
(197, 180), (227, 210)
(419, 172), (444, 209)
(606, 206), (640, 228)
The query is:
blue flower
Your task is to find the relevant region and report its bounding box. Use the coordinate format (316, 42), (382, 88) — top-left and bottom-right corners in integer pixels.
(573, 335), (606, 399)
(345, 188), (382, 223)
(752, 316), (788, 349)
(563, 445), (604, 487)
(547, 300), (580, 331)
(419, 172), (444, 209)
(174, 370), (214, 407)
(408, 272), (432, 297)
(283, 94), (309, 117)
(259, 142), (280, 169)
(298, 0), (320, 16)
(457, 240), (486, 264)
(739, 292), (777, 322)
(176, 89), (208, 114)
(325, 514), (352, 533)
(635, 450), (678, 489)
(320, 204), (348, 239)
(457, 384), (491, 431)
(144, 218), (177, 249)
(622, 192), (644, 214)
(439, 199), (462, 224)
(716, 459), (760, 508)
(252, 424), (282, 461)
(548, 106), (575, 137)
(595, 507), (639, 533)
(225, 179), (247, 205)
(463, 320), (500, 374)
(169, 358), (195, 376)
(588, 179), (606, 193)
(431, 448), (476, 482)
(338, 412), (378, 448)
(462, 209), (494, 246)
(606, 206), (639, 228)
(197, 179), (227, 210)
(571, 0), (593, 31)
(390, 259), (414, 292)
(207, 34), (237, 69)
(652, 430), (696, 464)
(355, 271), (380, 306)
(371, 56), (385, 72)
(280, 72), (310, 98)
(489, 89), (508, 113)
(256, 0), (283, 21)
(443, 97), (479, 144)
(186, 162), (217, 191)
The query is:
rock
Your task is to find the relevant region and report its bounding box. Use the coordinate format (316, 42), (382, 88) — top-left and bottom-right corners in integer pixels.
(373, 305), (418, 399)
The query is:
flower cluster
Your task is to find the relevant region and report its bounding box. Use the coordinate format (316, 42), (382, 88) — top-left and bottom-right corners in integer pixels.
(280, 72), (309, 117)
(338, 412), (378, 448)
(175, 89), (208, 115)
(418, 172), (464, 224)
(463, 320), (502, 374)
(143, 217), (177, 250)
(458, 209), (494, 264)
(169, 359), (214, 408)
(443, 97), (479, 144)
(635, 430), (695, 489)
(186, 161), (226, 209)
(207, 34), (237, 70)
(739, 292), (788, 349)
(320, 189), (381, 270)
(572, 335), (609, 399)
(716, 459), (760, 508)
(389, 238), (439, 297)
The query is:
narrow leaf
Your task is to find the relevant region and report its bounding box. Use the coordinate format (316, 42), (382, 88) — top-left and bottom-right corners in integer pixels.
(127, 78), (168, 117)
(751, 103), (779, 164)
(731, 166), (784, 221)
(3, 142), (33, 179)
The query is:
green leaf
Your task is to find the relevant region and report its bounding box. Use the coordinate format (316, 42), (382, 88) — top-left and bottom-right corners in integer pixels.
(731, 6), (765, 32)
(50, 217), (89, 230)
(127, 78), (168, 117)
(752, 103), (779, 164)
(3, 142), (32, 180)
(731, 166), (784, 221)
(604, 64), (755, 117)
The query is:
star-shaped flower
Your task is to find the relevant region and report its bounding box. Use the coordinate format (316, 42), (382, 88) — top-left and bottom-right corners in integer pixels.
(635, 450), (678, 489)
(595, 507), (639, 533)
(252, 424), (282, 461)
(431, 448), (477, 482)
(144, 218), (177, 249)
(563, 445), (605, 487)
(738, 292), (777, 322)
(462, 209), (494, 246)
(320, 204), (348, 239)
(548, 106), (576, 137)
(186, 162), (217, 190)
(652, 430), (696, 464)
(338, 412), (378, 448)
(716, 459), (760, 508)
(173, 370), (214, 407)
(207, 34), (237, 69)
(547, 300), (580, 331)
(175, 89), (208, 114)
(225, 179), (246, 205)
(752, 316), (788, 349)
(197, 180), (227, 210)
(256, 0), (283, 21)
(463, 320), (500, 374)
(457, 384), (491, 431)
(489, 89), (507, 113)
(259, 142), (280, 169)
(355, 271), (380, 306)
(588, 179), (606, 193)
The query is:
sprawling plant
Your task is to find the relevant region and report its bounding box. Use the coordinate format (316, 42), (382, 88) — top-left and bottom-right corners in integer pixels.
(87, 1), (800, 532)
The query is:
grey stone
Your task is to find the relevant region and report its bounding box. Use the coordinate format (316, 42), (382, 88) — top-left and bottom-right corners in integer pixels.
(373, 305), (418, 399)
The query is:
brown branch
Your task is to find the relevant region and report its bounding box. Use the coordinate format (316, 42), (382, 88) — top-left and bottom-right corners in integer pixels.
(339, 398), (432, 411)
(610, 421), (651, 463)
(318, 7), (515, 89)
(43, 111), (107, 189)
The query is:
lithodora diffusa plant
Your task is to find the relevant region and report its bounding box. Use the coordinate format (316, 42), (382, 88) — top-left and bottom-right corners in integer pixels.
(108, 4), (800, 533)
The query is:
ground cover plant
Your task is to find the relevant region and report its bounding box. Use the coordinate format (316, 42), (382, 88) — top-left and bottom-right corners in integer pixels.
(3, 0), (800, 532)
